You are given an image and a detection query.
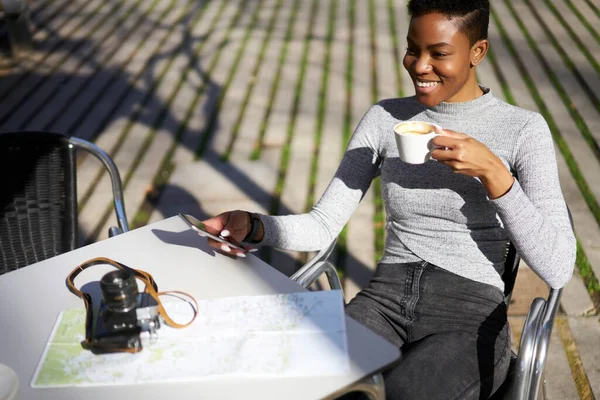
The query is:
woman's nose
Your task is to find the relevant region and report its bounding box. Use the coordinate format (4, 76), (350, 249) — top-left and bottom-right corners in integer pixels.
(414, 56), (432, 74)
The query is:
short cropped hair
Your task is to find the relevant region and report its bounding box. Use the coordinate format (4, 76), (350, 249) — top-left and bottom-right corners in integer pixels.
(407, 0), (490, 45)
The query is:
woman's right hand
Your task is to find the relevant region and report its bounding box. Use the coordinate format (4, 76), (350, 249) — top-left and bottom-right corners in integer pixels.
(202, 210), (254, 256)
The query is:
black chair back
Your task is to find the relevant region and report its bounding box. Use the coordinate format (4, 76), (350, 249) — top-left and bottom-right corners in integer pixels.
(0, 131), (78, 274)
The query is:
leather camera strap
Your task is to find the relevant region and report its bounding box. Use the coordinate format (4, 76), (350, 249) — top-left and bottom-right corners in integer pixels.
(66, 257), (198, 337)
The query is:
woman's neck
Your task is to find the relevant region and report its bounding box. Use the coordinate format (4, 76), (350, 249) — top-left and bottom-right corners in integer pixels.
(446, 76), (483, 103)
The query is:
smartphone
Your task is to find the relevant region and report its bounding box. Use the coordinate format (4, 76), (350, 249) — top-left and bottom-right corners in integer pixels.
(178, 213), (247, 253)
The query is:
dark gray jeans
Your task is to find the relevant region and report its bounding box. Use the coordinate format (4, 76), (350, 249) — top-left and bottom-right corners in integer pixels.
(344, 262), (511, 400)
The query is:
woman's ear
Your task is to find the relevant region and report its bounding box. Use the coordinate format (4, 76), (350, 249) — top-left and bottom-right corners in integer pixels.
(471, 39), (489, 67)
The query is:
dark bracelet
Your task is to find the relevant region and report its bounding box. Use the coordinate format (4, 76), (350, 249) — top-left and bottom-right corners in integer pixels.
(244, 212), (262, 244)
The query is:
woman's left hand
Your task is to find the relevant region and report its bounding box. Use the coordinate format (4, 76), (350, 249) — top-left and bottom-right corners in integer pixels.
(430, 127), (515, 199)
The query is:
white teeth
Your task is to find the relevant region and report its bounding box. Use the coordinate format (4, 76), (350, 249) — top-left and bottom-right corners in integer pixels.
(416, 81), (440, 87)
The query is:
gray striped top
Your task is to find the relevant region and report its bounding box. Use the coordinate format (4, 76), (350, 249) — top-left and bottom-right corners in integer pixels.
(259, 89), (576, 291)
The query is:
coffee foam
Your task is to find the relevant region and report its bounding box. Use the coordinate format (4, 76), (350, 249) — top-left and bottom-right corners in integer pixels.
(394, 121), (435, 136)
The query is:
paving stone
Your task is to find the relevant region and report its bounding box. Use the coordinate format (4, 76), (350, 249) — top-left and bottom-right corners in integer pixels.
(344, 0), (376, 301)
(170, 0), (229, 163)
(572, 0), (600, 30)
(544, 319), (580, 400)
(508, 266), (551, 316)
(280, 0), (327, 215)
(374, 0), (400, 100)
(228, 0), (293, 161)
(75, 0), (224, 203)
(315, 0), (346, 202)
(78, 124), (152, 244)
(87, 0), (253, 242)
(260, 0), (314, 272)
(150, 159), (276, 223)
(494, 0), (600, 204)
(0, 0), (108, 121)
(394, 1), (413, 97)
(547, 0), (600, 93)
(562, 271), (595, 317)
(568, 316), (600, 398)
(488, 3), (599, 320)
(476, 58), (503, 101)
(492, 0), (600, 290)
(100, 0), (257, 239)
(0, 0), (72, 72)
(13, 0), (156, 132)
(555, 132), (600, 302)
(487, 16), (538, 111)
(518, 0), (600, 146)
(71, 0), (204, 144)
(0, 0), (90, 94)
(30, 0), (173, 132)
(208, 0), (276, 158)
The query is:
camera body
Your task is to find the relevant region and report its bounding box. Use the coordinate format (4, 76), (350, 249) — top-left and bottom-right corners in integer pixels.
(87, 269), (161, 354)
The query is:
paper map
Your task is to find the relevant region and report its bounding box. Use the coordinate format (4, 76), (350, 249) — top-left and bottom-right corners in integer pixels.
(31, 290), (348, 387)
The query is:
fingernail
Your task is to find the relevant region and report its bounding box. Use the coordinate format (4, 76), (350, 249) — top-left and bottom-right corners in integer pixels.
(221, 230), (230, 237)
(221, 244), (231, 252)
(237, 253), (246, 258)
(249, 248), (258, 253)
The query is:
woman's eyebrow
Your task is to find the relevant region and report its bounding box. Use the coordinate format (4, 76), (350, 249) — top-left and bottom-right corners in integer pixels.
(428, 42), (453, 49)
(405, 38), (453, 49)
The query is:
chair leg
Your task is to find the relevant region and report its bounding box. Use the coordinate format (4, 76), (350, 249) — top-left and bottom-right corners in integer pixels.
(346, 373), (386, 400)
(4, 2), (34, 56)
(108, 226), (123, 238)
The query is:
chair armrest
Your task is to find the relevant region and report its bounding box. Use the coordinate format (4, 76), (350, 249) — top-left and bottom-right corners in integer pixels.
(69, 137), (130, 233)
(530, 288), (562, 399)
(291, 240), (342, 292)
(508, 296), (545, 399)
(298, 240), (338, 273)
(508, 288), (562, 400)
(291, 260), (343, 291)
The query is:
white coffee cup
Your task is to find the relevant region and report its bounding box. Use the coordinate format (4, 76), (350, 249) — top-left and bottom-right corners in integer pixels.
(393, 121), (441, 164)
(0, 364), (19, 400)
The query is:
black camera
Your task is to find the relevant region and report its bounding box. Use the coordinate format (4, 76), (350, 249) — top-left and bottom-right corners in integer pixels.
(87, 269), (161, 354)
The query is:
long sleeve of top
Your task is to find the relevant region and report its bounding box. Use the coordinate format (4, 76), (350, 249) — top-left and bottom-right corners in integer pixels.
(258, 88), (576, 291)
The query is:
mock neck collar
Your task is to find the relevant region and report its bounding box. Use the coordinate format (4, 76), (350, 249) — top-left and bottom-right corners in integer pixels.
(425, 86), (495, 117)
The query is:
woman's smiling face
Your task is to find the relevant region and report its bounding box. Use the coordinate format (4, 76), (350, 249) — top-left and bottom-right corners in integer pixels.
(403, 12), (484, 107)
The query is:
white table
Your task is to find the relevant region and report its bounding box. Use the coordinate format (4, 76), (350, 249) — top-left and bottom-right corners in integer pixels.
(0, 217), (400, 400)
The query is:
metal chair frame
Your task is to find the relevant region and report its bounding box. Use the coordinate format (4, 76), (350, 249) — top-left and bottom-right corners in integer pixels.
(494, 252), (564, 399)
(290, 240), (342, 291)
(291, 206), (573, 400)
(1, 0), (34, 56)
(69, 136), (129, 235)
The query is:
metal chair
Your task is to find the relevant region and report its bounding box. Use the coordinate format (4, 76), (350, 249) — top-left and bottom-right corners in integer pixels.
(292, 207), (574, 400)
(290, 239), (342, 291)
(490, 207), (574, 400)
(0, 131), (129, 275)
(1, 0), (34, 56)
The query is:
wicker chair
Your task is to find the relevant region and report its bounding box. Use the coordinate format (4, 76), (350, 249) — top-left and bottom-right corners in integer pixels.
(0, 131), (129, 275)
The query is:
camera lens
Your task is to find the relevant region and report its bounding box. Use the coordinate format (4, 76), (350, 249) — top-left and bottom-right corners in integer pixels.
(100, 269), (139, 312)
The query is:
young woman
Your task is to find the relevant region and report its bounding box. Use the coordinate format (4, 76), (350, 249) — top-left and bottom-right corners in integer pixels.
(201, 0), (576, 398)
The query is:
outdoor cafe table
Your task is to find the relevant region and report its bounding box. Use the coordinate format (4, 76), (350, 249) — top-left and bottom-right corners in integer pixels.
(0, 216), (400, 400)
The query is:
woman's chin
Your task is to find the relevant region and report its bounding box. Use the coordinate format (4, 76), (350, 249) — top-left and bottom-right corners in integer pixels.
(415, 93), (443, 107)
